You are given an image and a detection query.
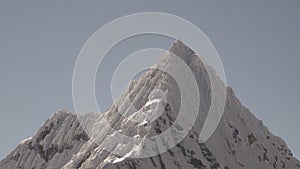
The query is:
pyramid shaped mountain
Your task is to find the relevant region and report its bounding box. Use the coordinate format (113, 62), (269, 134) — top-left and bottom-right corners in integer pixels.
(1, 40), (299, 169)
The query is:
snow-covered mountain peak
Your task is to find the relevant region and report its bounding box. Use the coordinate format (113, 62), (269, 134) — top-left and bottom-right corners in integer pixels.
(1, 40), (299, 169)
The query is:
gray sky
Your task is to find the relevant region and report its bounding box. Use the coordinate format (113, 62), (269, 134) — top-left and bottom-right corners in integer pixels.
(0, 1), (299, 159)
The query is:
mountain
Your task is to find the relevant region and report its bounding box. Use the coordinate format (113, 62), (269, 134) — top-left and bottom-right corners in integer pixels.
(1, 40), (299, 169)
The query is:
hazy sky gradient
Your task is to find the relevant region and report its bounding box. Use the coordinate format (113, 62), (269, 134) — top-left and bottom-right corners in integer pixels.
(0, 1), (299, 159)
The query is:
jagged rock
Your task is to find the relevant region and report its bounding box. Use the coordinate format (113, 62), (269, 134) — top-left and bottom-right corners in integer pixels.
(1, 40), (299, 169)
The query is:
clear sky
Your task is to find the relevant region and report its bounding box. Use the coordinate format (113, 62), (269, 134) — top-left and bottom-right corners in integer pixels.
(0, 1), (299, 159)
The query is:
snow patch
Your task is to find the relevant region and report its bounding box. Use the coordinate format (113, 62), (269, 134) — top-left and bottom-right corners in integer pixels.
(20, 137), (32, 144)
(145, 98), (161, 107)
(138, 118), (148, 126)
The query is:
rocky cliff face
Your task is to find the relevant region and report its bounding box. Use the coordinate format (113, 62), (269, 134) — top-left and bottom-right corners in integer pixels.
(1, 40), (299, 169)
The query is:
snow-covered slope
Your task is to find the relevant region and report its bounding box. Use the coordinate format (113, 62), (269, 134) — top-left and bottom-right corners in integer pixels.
(1, 40), (299, 169)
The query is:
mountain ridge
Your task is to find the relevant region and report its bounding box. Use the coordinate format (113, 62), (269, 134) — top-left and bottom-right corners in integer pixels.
(1, 40), (299, 169)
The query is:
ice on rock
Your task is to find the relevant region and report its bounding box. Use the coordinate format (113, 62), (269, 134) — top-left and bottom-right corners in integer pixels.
(145, 98), (162, 107)
(1, 40), (299, 169)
